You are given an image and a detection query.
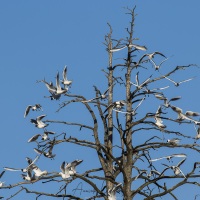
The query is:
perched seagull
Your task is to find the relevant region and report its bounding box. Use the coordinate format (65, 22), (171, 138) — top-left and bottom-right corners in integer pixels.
(0, 182), (4, 187)
(167, 138), (181, 145)
(61, 66), (72, 88)
(163, 75), (194, 87)
(4, 156), (38, 173)
(108, 183), (122, 200)
(185, 111), (200, 117)
(155, 106), (166, 129)
(150, 153), (186, 162)
(32, 165), (48, 177)
(130, 72), (152, 90)
(55, 72), (68, 95)
(59, 161), (72, 179)
(41, 131), (56, 140)
(162, 158), (186, 178)
(24, 104), (42, 118)
(104, 100), (126, 114)
(30, 115), (49, 129)
(21, 169), (36, 181)
(150, 57), (168, 70)
(113, 97), (145, 116)
(138, 51), (166, 64)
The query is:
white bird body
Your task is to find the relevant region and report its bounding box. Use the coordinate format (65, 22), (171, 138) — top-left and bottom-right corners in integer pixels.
(108, 183), (122, 200)
(167, 138), (181, 145)
(155, 106), (166, 129)
(32, 166), (47, 177)
(0, 182), (4, 187)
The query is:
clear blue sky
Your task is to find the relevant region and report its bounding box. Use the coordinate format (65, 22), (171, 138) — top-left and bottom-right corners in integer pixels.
(0, 1), (200, 199)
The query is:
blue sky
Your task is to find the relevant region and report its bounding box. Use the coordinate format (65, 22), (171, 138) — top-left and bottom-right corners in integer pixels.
(0, 1), (200, 199)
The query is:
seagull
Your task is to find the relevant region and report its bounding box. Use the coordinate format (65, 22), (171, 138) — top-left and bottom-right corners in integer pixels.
(108, 183), (122, 200)
(34, 145), (56, 159)
(150, 57), (168, 70)
(155, 95), (181, 107)
(138, 51), (166, 64)
(61, 66), (72, 88)
(21, 169), (36, 181)
(42, 131), (56, 140)
(32, 165), (48, 177)
(167, 138), (181, 145)
(155, 106), (166, 129)
(30, 115), (49, 129)
(130, 72), (152, 90)
(24, 104), (43, 118)
(150, 153), (186, 162)
(162, 158), (186, 178)
(163, 75), (194, 87)
(59, 161), (72, 179)
(185, 111), (200, 117)
(56, 72), (68, 95)
(0, 182), (4, 187)
(69, 159), (83, 174)
(104, 100), (126, 114)
(4, 156), (38, 173)
(82, 84), (114, 103)
(40, 79), (57, 94)
(170, 105), (200, 124)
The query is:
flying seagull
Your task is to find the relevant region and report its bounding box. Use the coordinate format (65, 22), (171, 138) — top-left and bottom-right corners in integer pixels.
(34, 145), (56, 159)
(162, 158), (186, 178)
(149, 57), (168, 70)
(24, 104), (43, 118)
(108, 183), (122, 200)
(56, 72), (68, 95)
(155, 106), (166, 129)
(138, 51), (166, 64)
(30, 115), (49, 129)
(155, 94), (181, 108)
(130, 72), (152, 90)
(150, 153), (186, 162)
(61, 66), (72, 88)
(4, 156), (38, 173)
(163, 75), (194, 87)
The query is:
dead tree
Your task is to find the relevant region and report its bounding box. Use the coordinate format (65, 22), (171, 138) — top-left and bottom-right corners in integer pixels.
(1, 7), (200, 200)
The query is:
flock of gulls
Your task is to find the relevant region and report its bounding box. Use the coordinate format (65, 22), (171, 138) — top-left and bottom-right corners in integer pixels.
(0, 67), (85, 194)
(0, 47), (198, 199)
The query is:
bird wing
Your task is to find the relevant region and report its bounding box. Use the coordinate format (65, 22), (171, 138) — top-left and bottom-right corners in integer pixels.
(24, 105), (32, 118)
(109, 46), (126, 52)
(0, 171), (5, 179)
(36, 115), (46, 121)
(62, 66), (67, 81)
(28, 134), (41, 143)
(135, 72), (139, 86)
(60, 161), (65, 173)
(34, 148), (43, 155)
(179, 77), (194, 84)
(154, 51), (166, 58)
(177, 158), (186, 167)
(56, 72), (61, 90)
(4, 167), (22, 172)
